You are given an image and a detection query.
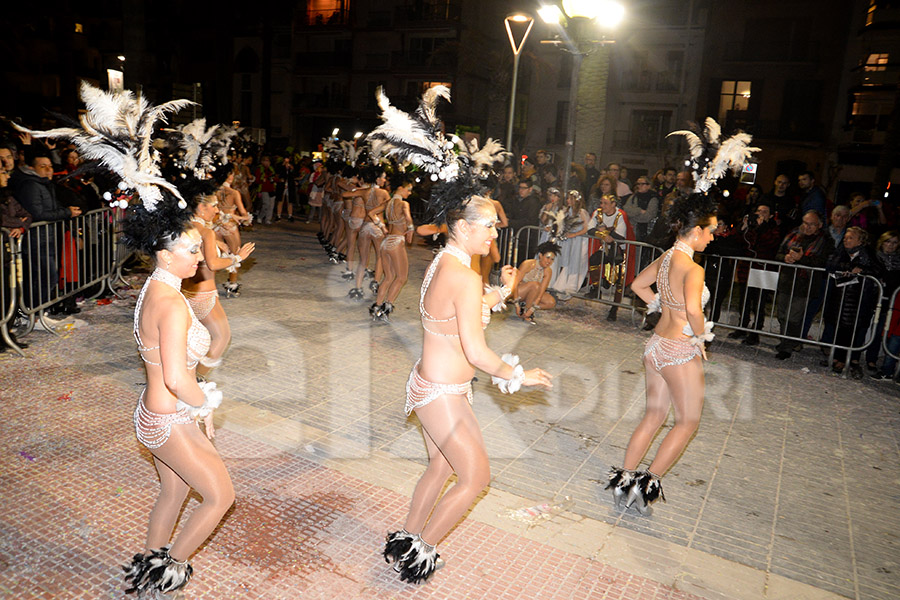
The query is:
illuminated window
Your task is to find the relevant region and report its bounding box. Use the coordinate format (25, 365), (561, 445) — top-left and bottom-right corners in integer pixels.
(74, 23), (83, 33)
(306, 0), (350, 26)
(864, 53), (889, 71)
(719, 80), (751, 123)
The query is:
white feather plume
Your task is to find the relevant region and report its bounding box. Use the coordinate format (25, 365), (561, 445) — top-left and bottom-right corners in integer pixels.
(667, 129), (703, 159)
(704, 117), (721, 145)
(12, 82), (193, 210)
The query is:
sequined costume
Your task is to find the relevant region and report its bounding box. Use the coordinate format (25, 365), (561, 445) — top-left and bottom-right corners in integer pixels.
(520, 263), (545, 284)
(405, 246), (489, 414)
(133, 269), (211, 448)
(182, 289), (219, 320)
(642, 241), (710, 371)
(380, 198), (408, 250)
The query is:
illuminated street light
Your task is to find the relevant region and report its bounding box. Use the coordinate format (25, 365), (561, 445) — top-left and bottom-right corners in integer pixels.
(332, 128), (340, 137)
(504, 12), (535, 149)
(354, 131), (363, 139)
(538, 1), (624, 193)
(117, 55), (126, 62)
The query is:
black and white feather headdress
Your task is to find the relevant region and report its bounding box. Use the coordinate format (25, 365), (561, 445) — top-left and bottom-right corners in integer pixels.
(367, 86), (509, 223)
(667, 117), (760, 194)
(12, 81), (194, 212)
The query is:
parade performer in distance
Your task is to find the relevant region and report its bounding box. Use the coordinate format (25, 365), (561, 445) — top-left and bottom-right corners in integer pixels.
(368, 174), (414, 321)
(367, 85), (553, 584)
(184, 194), (255, 379)
(606, 118), (758, 515)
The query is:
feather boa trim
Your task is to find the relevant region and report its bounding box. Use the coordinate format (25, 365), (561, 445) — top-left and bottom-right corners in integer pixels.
(492, 353), (525, 394)
(395, 535), (440, 584)
(683, 321), (715, 346)
(484, 284), (511, 312)
(122, 547), (192, 595)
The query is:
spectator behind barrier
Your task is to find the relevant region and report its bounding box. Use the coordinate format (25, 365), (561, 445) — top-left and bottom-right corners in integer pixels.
(9, 146), (82, 309)
(822, 227), (883, 378)
(772, 210), (834, 361)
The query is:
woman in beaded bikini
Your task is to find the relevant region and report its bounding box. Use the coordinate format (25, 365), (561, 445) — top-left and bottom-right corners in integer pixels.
(606, 194), (718, 515)
(384, 195), (553, 583)
(183, 194), (255, 378)
(121, 201), (235, 596)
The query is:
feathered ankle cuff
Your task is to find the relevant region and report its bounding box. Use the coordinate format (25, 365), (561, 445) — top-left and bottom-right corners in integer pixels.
(384, 529), (415, 565)
(123, 547), (193, 595)
(397, 535), (440, 584)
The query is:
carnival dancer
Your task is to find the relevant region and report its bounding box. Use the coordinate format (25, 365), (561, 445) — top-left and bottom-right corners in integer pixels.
(185, 195), (255, 378)
(350, 167), (390, 299)
(510, 241), (560, 324)
(368, 176), (414, 320)
(342, 167), (388, 298)
(214, 172), (251, 297)
(368, 85), (553, 584)
(17, 82), (235, 597)
(606, 118), (758, 515)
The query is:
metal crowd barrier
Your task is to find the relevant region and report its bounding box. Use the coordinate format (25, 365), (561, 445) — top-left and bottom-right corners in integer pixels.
(10, 207), (117, 354)
(882, 287), (900, 365)
(1, 228), (21, 354)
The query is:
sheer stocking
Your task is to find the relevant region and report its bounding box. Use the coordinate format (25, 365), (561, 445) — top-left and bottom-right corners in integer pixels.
(146, 423), (234, 561)
(408, 395), (490, 546)
(623, 354), (704, 476)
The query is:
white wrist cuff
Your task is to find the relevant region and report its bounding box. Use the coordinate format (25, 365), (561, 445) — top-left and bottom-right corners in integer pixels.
(225, 253), (242, 273)
(484, 284), (511, 312)
(492, 353), (525, 394)
(646, 293), (661, 314)
(684, 321), (715, 346)
(176, 381), (223, 418)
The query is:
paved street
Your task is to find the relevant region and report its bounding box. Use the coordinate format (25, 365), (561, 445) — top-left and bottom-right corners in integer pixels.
(1, 221), (897, 599)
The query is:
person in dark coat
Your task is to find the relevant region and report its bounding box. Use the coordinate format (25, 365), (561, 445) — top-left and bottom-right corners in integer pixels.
(823, 226), (883, 378)
(9, 149), (81, 309)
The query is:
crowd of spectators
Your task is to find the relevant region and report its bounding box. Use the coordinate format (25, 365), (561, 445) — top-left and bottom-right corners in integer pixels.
(490, 149), (900, 383)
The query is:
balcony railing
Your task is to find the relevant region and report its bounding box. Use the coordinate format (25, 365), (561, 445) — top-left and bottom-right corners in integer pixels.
(394, 1), (462, 25)
(620, 71), (681, 93)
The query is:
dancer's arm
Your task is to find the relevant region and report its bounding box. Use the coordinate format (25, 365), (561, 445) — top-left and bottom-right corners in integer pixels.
(630, 255), (662, 305)
(456, 270), (552, 388)
(482, 265), (514, 307)
(510, 260), (529, 298)
(231, 188), (248, 218)
(493, 200), (508, 228)
(402, 201), (414, 243)
(682, 264), (708, 343)
(157, 298), (205, 407)
(368, 202), (388, 233)
(199, 227), (254, 271)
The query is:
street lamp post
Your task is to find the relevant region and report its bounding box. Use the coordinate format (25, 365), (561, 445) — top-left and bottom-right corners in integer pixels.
(539, 1), (624, 195)
(504, 13), (534, 151)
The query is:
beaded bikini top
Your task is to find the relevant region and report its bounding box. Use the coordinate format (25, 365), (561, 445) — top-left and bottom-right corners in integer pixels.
(657, 240), (710, 311)
(134, 268), (211, 369)
(420, 245), (490, 338)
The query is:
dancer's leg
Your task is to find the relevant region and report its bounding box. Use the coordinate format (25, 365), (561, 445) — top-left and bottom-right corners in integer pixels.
(414, 396), (490, 546)
(536, 292), (556, 309)
(345, 229), (359, 270)
(144, 456), (191, 551)
(373, 242), (384, 283)
(623, 355), (672, 470)
(647, 357), (704, 476)
(197, 300), (231, 377)
(222, 228), (241, 284)
(403, 425), (454, 534)
(376, 246), (396, 305)
(149, 424), (235, 561)
(354, 233), (372, 289)
(387, 247), (409, 303)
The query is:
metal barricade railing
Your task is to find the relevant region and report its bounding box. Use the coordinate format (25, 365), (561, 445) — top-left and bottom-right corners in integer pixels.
(15, 208), (117, 347)
(881, 287), (900, 365)
(697, 253), (883, 357)
(508, 227), (886, 363)
(1, 228), (25, 355)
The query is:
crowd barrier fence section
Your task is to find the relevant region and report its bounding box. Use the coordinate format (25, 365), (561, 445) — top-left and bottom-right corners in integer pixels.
(1, 228), (25, 355)
(14, 208), (117, 347)
(884, 287), (900, 364)
(510, 226), (884, 362)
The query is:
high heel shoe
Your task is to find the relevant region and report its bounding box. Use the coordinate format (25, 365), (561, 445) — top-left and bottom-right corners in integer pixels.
(624, 470), (665, 516)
